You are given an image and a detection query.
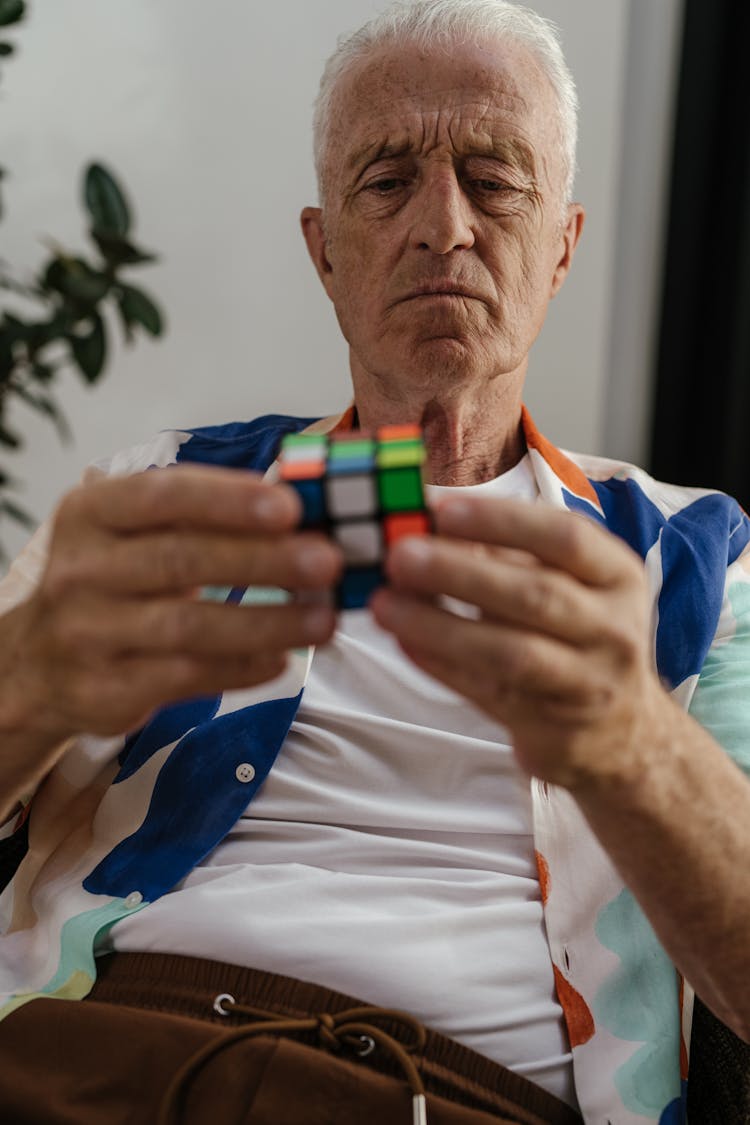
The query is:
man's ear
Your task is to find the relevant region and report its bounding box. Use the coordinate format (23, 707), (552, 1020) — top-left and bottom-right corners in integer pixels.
(550, 203), (585, 298)
(301, 207), (335, 300)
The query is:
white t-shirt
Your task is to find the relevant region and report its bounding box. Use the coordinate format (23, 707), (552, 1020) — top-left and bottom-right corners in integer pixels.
(109, 454), (579, 1110)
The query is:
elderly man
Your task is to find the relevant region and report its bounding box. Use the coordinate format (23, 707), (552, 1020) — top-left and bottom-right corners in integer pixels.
(0, 1), (748, 1123)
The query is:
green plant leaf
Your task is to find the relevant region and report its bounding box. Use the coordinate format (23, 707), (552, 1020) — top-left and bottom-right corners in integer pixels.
(1, 497), (35, 530)
(43, 256), (110, 304)
(68, 264), (109, 303)
(40, 258), (65, 292)
(115, 301), (133, 344)
(0, 0), (25, 28)
(0, 420), (21, 448)
(0, 347), (13, 384)
(31, 361), (55, 383)
(1, 311), (26, 344)
(68, 314), (106, 382)
(10, 383), (70, 442)
(119, 284), (163, 337)
(84, 163), (130, 237)
(23, 310), (72, 352)
(91, 229), (156, 267)
(0, 41), (14, 55)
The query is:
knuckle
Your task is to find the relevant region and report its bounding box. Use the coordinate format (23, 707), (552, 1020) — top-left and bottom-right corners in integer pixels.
(42, 556), (81, 601)
(518, 574), (557, 619)
(162, 601), (203, 650)
(594, 606), (643, 670)
(43, 537), (92, 604)
(513, 636), (542, 680)
(56, 478), (103, 524)
(560, 516), (588, 566)
(164, 653), (200, 690)
(119, 467), (178, 529)
(51, 610), (90, 653)
(623, 550), (647, 586)
(67, 672), (105, 723)
(152, 533), (198, 590)
(609, 622), (642, 666)
(51, 488), (82, 528)
(140, 465), (176, 508)
(243, 605), (286, 650)
(165, 654), (232, 699)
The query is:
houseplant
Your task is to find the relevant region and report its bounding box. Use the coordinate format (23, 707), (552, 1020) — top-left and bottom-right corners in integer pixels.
(0, 0), (165, 561)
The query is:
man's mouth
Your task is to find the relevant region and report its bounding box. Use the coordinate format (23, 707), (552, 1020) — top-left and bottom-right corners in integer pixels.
(400, 282), (481, 302)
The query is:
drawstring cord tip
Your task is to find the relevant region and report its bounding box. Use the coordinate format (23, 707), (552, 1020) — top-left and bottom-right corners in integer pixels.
(413, 1093), (427, 1125)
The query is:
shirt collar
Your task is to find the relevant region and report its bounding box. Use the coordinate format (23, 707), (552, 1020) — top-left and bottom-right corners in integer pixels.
(302, 403), (604, 520)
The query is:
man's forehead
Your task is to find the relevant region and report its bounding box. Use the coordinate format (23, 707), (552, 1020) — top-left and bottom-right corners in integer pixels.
(342, 37), (536, 101)
(328, 40), (554, 174)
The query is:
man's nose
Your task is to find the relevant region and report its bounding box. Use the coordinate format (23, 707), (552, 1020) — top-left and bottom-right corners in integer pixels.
(408, 170), (475, 254)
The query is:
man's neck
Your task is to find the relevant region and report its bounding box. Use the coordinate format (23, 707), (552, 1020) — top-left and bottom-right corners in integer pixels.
(351, 374), (527, 487)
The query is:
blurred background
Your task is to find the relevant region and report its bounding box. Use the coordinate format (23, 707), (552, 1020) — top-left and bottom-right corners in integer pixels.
(3, 0), (744, 567)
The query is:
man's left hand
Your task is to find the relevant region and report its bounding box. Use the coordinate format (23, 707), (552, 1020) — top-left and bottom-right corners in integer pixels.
(370, 494), (664, 793)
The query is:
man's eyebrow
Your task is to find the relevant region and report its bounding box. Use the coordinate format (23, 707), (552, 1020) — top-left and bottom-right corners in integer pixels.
(465, 136), (537, 177)
(346, 138), (412, 176)
(345, 135), (537, 178)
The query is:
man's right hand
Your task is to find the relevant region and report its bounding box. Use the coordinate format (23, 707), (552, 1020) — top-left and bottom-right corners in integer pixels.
(0, 463), (342, 814)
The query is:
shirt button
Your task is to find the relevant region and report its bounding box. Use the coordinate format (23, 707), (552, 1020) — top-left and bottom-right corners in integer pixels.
(235, 763), (256, 783)
(124, 891), (143, 909)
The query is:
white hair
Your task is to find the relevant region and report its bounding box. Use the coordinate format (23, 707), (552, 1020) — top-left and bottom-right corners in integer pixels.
(313, 0), (579, 210)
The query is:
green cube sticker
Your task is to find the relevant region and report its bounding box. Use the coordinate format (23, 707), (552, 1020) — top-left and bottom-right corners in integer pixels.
(378, 466), (425, 511)
(376, 440), (425, 469)
(282, 433), (328, 448)
(329, 439), (375, 460)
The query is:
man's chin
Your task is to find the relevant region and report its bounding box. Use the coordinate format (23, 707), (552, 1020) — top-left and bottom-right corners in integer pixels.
(376, 336), (500, 388)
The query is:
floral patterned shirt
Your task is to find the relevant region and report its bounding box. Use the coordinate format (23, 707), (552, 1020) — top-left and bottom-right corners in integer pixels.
(1, 406), (748, 1125)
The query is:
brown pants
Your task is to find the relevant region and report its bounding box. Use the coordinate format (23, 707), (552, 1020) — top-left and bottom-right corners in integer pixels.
(0, 953), (583, 1125)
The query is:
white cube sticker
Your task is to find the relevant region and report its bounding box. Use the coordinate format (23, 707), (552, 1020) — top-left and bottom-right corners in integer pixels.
(327, 474), (377, 518)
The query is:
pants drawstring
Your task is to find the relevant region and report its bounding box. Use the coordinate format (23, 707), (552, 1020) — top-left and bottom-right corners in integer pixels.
(157, 994), (429, 1125)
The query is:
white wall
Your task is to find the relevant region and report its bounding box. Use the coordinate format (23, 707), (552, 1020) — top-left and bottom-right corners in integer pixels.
(1, 0), (682, 563)
(603, 0), (684, 467)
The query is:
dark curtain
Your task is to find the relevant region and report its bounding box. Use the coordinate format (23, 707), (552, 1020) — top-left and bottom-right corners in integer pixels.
(650, 0), (750, 508)
(653, 4), (750, 1119)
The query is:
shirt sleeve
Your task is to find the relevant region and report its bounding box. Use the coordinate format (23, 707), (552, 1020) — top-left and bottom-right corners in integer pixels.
(688, 542), (750, 777)
(0, 465), (109, 830)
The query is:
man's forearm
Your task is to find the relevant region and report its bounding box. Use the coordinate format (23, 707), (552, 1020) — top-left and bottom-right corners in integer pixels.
(572, 680), (750, 1042)
(376, 494), (750, 1040)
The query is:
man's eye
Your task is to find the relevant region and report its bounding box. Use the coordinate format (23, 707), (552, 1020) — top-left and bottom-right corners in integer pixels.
(367, 179), (404, 194)
(473, 179), (512, 193)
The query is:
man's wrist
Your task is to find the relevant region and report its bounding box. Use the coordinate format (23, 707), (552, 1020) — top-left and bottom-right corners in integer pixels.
(563, 675), (683, 806)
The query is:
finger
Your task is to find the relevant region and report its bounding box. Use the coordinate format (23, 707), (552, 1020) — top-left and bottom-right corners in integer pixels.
(371, 588), (601, 704)
(386, 535), (611, 646)
(80, 651), (293, 735)
(132, 651), (293, 702)
(433, 495), (642, 588)
(45, 530), (343, 597)
(65, 464), (302, 535)
(97, 598), (337, 657)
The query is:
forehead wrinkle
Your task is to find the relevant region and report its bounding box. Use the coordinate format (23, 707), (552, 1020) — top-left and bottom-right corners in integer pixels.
(343, 108), (538, 185)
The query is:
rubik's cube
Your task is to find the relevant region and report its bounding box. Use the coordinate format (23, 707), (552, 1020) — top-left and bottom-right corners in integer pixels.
(278, 425), (431, 609)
